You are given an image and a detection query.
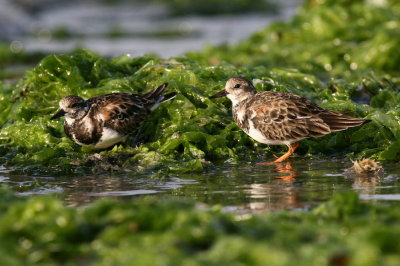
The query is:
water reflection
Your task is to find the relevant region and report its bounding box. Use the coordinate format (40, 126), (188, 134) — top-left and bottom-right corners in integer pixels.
(273, 162), (298, 181)
(236, 162), (301, 213)
(352, 175), (383, 195)
(1, 159), (400, 212)
(241, 183), (300, 212)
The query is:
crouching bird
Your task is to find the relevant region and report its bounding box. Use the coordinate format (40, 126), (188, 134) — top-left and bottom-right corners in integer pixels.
(51, 83), (176, 149)
(209, 77), (370, 163)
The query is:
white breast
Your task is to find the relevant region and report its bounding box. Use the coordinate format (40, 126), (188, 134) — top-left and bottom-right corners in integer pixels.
(65, 116), (74, 126)
(94, 127), (125, 149)
(235, 107), (246, 125)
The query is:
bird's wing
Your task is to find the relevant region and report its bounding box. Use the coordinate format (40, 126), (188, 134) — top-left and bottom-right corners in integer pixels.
(90, 93), (151, 134)
(247, 93), (331, 142)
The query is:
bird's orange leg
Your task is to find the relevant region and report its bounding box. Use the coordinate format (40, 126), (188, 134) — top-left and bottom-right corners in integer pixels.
(273, 142), (300, 163)
(258, 142), (300, 165)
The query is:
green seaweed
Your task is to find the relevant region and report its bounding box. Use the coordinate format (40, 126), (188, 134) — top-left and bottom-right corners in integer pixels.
(0, 188), (400, 265)
(187, 0), (400, 76)
(0, 43), (44, 68)
(0, 52), (396, 175)
(1, 0), (400, 174)
(162, 0), (276, 16)
(0, 43), (45, 81)
(101, 0), (276, 15)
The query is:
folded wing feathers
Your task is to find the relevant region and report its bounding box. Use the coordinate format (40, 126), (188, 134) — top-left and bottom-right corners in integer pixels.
(141, 83), (177, 111)
(306, 119), (331, 137)
(319, 111), (370, 132)
(142, 83), (168, 99)
(160, 92), (177, 103)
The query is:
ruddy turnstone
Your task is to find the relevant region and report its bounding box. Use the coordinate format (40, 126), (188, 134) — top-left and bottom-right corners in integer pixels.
(50, 83), (176, 149)
(210, 77), (371, 163)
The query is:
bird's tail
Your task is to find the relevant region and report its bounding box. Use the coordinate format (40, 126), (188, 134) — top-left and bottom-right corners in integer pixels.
(143, 83), (177, 111)
(320, 111), (371, 132)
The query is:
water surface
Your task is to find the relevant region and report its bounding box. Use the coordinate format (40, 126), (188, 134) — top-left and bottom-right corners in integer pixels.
(2, 158), (399, 213)
(3, 0), (303, 58)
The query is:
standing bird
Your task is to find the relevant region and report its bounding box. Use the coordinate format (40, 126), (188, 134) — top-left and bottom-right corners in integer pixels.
(209, 77), (370, 163)
(50, 83), (176, 149)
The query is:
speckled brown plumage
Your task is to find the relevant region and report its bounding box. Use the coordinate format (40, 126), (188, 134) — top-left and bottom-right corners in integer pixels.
(234, 90), (368, 143)
(210, 77), (371, 163)
(51, 83), (176, 149)
(88, 93), (154, 135)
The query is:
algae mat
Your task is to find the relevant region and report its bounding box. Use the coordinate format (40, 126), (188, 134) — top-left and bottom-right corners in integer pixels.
(1, 189), (400, 265)
(1, 1), (400, 176)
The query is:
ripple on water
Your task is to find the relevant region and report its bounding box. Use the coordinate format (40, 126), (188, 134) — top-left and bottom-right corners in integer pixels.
(360, 194), (400, 201)
(86, 190), (160, 197)
(0, 176), (10, 182)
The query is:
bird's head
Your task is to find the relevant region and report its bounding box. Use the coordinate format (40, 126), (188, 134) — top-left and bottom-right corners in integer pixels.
(50, 95), (89, 121)
(209, 77), (257, 106)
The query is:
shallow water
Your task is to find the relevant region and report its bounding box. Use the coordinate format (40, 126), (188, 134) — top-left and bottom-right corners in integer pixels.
(3, 0), (303, 58)
(1, 158), (399, 213)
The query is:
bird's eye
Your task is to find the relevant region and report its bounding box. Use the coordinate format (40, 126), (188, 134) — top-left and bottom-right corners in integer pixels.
(234, 84), (241, 88)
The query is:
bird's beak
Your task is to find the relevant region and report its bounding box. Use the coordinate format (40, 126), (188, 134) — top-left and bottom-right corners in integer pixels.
(50, 109), (66, 120)
(209, 90), (228, 99)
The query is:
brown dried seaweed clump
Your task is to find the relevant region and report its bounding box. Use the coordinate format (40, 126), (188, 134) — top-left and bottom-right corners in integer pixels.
(347, 158), (383, 175)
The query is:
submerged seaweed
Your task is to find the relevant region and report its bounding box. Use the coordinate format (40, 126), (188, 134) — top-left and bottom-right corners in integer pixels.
(1, 188), (400, 265)
(1, 0), (400, 175)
